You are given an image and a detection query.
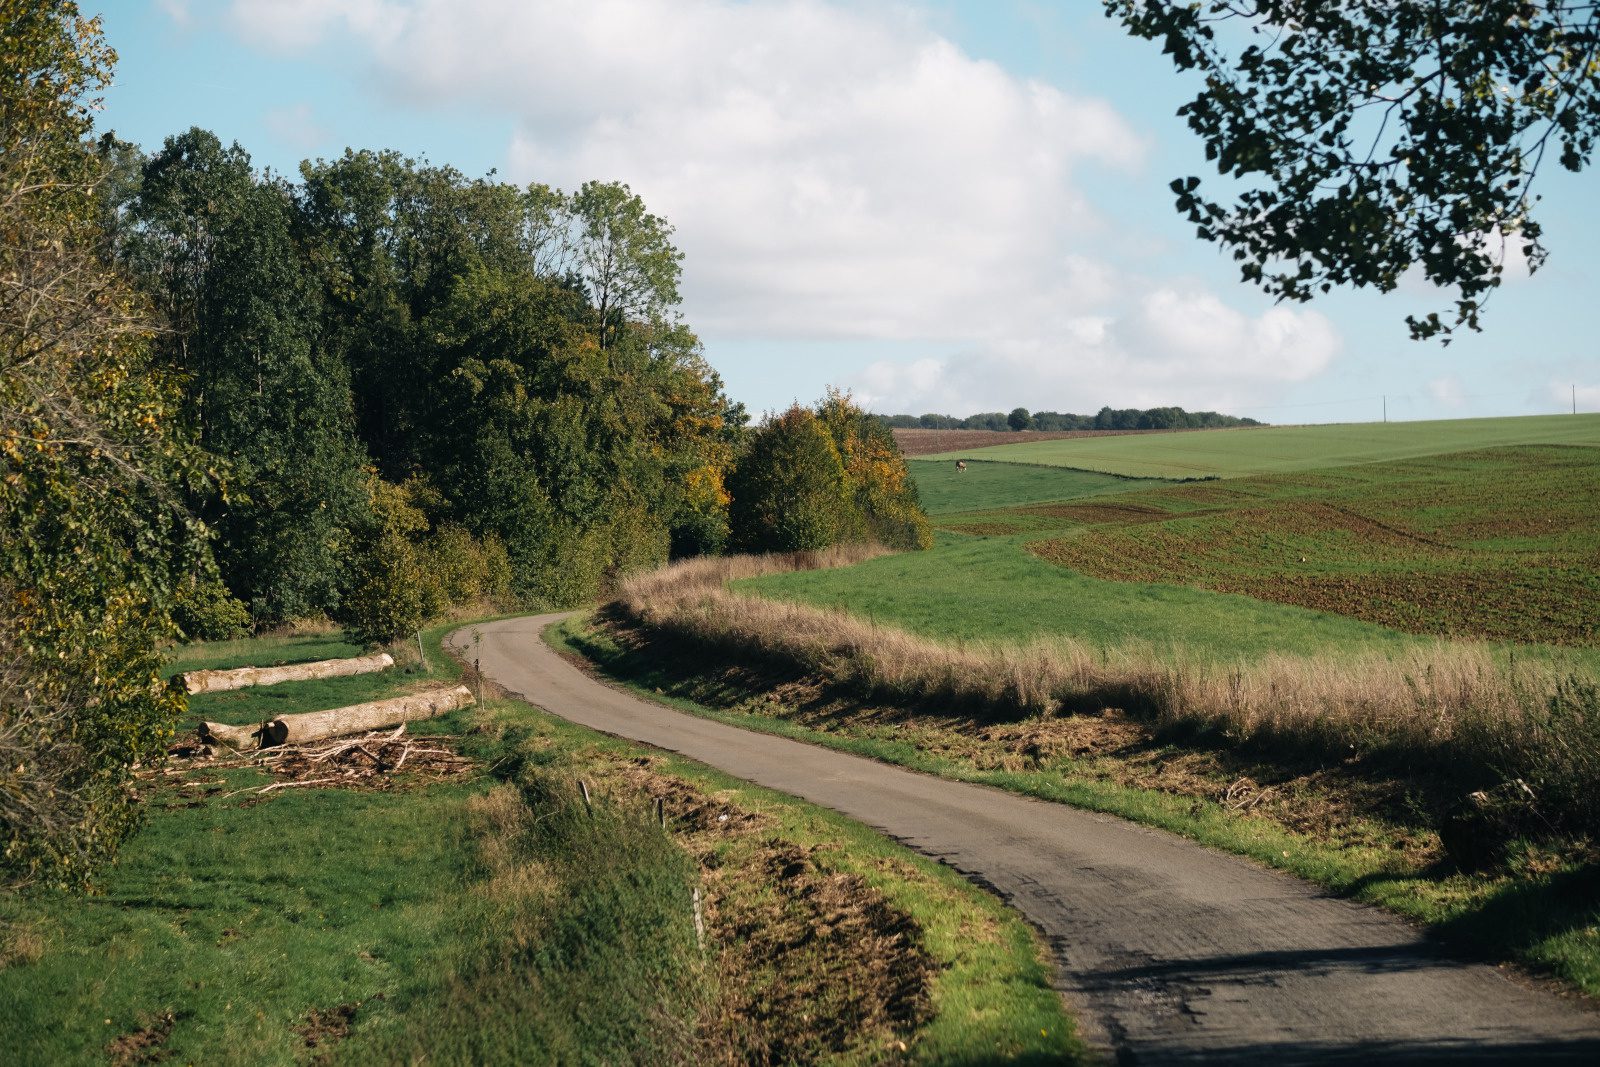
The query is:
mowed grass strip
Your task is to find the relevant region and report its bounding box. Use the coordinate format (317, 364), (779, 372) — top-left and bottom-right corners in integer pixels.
(1031, 445), (1600, 646)
(907, 458), (1168, 515)
(920, 413), (1600, 479)
(1, 622), (1076, 1065)
(165, 631), (366, 676)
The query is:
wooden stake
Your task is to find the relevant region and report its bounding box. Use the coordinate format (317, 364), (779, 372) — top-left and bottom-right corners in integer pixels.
(692, 886), (705, 949)
(655, 796), (665, 828)
(579, 779), (592, 814)
(416, 631), (427, 672)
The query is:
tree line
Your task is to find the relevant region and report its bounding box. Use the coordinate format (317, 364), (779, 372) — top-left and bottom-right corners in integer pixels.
(1, 3), (926, 888)
(880, 406), (1263, 432)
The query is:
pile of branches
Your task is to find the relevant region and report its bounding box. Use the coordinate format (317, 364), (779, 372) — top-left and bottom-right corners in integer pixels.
(168, 725), (478, 797)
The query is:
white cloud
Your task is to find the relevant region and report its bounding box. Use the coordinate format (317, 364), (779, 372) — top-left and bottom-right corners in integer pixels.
(1428, 376), (1466, 408)
(156, 0), (193, 27)
(223, 0), (1342, 413)
(850, 293), (1339, 414)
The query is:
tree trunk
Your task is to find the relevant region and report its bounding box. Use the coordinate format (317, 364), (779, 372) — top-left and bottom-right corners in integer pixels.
(199, 684), (474, 750)
(183, 652), (395, 694)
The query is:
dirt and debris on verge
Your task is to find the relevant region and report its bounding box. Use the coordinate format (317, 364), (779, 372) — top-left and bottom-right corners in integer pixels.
(153, 725), (478, 802)
(590, 615), (1449, 870)
(593, 754), (936, 1064)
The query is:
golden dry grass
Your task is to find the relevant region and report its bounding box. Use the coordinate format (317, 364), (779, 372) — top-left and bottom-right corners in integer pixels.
(616, 548), (1583, 766)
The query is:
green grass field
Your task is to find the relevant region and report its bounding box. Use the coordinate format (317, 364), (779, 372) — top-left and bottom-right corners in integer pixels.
(921, 413), (1600, 480)
(2, 624), (1077, 1064)
(907, 459), (1165, 514)
(743, 443), (1600, 668)
(737, 530), (1432, 660)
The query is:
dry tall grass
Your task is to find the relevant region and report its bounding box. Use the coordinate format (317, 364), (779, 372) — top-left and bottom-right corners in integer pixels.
(615, 549), (1600, 837)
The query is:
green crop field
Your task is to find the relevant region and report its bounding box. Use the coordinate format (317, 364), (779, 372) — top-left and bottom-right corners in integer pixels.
(1031, 446), (1600, 646)
(919, 413), (1600, 480)
(737, 530), (1443, 661)
(741, 442), (1600, 667)
(907, 459), (1167, 514)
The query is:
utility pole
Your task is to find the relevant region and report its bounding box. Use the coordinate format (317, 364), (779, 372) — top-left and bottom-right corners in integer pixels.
(1383, 395), (1387, 423)
(1575, 383), (1578, 415)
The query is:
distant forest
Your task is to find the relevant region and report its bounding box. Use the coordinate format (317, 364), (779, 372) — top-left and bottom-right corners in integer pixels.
(878, 406), (1264, 432)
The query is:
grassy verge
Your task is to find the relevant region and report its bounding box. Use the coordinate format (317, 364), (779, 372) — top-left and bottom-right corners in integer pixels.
(559, 611), (1600, 997)
(1, 621), (1076, 1064)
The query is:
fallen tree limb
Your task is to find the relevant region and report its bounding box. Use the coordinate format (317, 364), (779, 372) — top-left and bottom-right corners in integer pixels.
(182, 652), (395, 695)
(200, 685), (474, 751)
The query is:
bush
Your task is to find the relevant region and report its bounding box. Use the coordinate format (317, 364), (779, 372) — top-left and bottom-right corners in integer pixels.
(336, 478), (430, 646)
(171, 577), (250, 641)
(727, 406), (848, 553)
(817, 391), (932, 551)
(420, 524), (514, 614)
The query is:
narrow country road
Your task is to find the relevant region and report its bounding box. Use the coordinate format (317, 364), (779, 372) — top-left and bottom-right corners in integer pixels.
(451, 614), (1600, 1065)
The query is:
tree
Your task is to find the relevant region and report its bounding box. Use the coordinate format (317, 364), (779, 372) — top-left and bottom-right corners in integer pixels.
(727, 406), (849, 553)
(569, 181), (684, 348)
(816, 391), (932, 551)
(1007, 406), (1032, 431)
(123, 136), (372, 626)
(1106, 1), (1600, 339)
(2, 2), (212, 887)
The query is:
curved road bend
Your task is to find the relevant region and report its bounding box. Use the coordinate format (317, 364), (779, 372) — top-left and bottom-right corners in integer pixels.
(451, 614), (1600, 1065)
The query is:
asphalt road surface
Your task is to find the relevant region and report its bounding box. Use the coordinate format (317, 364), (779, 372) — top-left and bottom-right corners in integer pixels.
(451, 614), (1600, 1065)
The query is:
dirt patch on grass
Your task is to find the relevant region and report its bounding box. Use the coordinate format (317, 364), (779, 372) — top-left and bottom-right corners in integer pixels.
(1026, 446), (1600, 645)
(107, 1012), (179, 1066)
(1022, 500), (1176, 526)
(595, 755), (935, 1062)
(295, 1001), (363, 1054)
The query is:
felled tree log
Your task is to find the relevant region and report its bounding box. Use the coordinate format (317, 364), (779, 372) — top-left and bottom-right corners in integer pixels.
(182, 652), (395, 695)
(200, 685), (474, 751)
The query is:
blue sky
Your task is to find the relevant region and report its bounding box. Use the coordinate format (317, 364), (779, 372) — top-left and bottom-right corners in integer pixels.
(98, 1), (1598, 422)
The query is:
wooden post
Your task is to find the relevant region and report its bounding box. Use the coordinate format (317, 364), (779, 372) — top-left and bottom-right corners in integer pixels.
(416, 630), (427, 672)
(692, 886), (705, 950)
(579, 779), (592, 815)
(655, 796), (665, 828)
(473, 658), (482, 703)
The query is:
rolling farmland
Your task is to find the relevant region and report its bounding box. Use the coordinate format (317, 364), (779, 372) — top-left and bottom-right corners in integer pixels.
(919, 413), (1600, 480)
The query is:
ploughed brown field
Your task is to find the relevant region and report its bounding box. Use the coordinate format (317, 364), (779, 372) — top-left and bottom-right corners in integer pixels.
(891, 427), (1161, 456)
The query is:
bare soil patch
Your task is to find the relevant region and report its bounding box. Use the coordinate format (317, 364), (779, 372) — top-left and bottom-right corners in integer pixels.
(893, 427), (1158, 455)
(107, 1011), (179, 1066)
(592, 754), (935, 1062)
(295, 1000), (365, 1055)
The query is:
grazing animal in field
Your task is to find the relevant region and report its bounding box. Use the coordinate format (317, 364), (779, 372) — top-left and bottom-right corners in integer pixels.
(956, 460), (967, 473)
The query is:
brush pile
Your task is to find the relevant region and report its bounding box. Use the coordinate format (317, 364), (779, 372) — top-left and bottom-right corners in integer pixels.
(167, 724), (477, 796)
